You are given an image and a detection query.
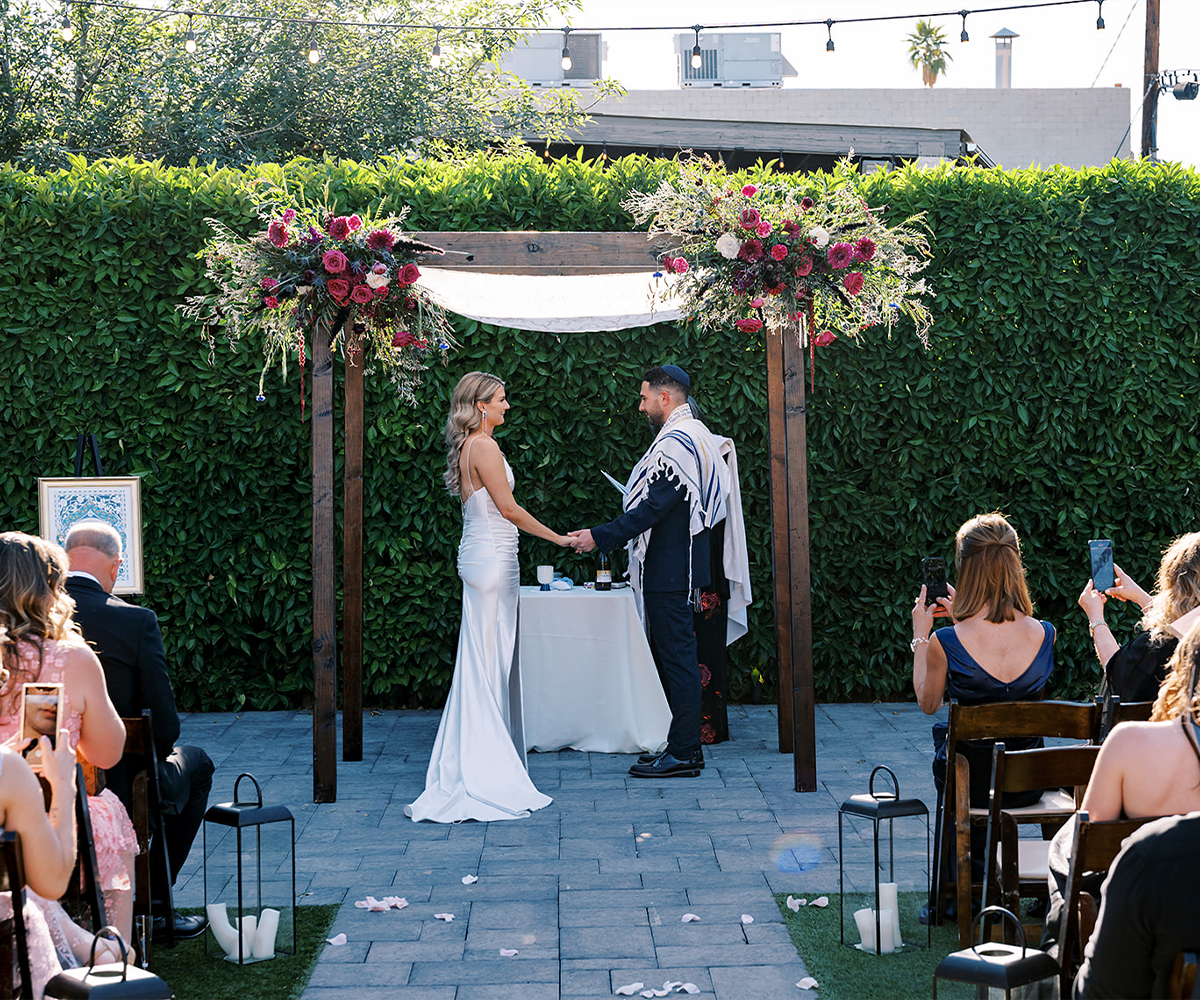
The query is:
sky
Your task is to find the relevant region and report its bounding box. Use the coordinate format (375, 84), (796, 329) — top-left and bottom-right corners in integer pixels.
(559, 0), (1200, 168)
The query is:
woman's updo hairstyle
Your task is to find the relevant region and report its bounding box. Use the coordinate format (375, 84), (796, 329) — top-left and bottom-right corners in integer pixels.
(951, 513), (1034, 624)
(443, 371), (504, 496)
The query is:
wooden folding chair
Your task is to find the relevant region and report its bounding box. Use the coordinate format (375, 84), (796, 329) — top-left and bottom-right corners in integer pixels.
(1168, 951), (1200, 999)
(1056, 810), (1155, 997)
(120, 710), (176, 965)
(40, 763), (107, 934)
(0, 830), (34, 1000)
(1098, 695), (1155, 743)
(981, 742), (1101, 941)
(932, 699), (1099, 948)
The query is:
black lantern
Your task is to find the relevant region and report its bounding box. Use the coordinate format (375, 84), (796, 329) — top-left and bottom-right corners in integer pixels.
(934, 906), (1059, 998)
(202, 773), (296, 964)
(838, 765), (930, 954)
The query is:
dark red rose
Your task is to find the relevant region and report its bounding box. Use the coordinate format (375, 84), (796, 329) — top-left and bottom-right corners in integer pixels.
(739, 207), (761, 230)
(392, 330), (416, 348)
(842, 272), (864, 295)
(400, 263), (421, 285)
(794, 256), (814, 277)
(350, 283), (374, 304)
(736, 317), (764, 333)
(263, 295), (278, 308)
(814, 330), (837, 347)
(326, 278), (351, 301)
(782, 219), (801, 236)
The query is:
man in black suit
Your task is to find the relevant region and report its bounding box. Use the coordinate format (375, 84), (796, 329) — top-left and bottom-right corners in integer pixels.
(64, 520), (212, 940)
(570, 365), (727, 778)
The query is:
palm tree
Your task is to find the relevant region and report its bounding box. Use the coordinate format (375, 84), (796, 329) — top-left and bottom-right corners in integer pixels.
(907, 19), (952, 87)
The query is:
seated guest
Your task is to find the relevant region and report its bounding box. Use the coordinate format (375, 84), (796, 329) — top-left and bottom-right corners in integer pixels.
(64, 521), (213, 941)
(1078, 531), (1200, 703)
(0, 532), (136, 946)
(1073, 810), (1200, 998)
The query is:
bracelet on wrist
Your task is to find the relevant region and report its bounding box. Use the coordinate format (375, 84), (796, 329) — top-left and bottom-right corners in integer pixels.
(1088, 620), (1108, 637)
(910, 635), (931, 652)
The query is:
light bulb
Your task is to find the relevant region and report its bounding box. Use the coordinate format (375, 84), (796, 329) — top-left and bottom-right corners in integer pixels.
(185, 18), (197, 53)
(308, 45), (320, 64)
(560, 47), (571, 71)
(60, 13), (73, 42)
(691, 45), (702, 69)
(431, 42), (441, 68)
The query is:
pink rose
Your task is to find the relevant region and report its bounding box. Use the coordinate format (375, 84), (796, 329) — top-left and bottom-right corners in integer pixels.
(739, 207), (761, 230)
(794, 257), (813, 277)
(814, 330), (837, 347)
(367, 229), (395, 251)
(263, 295), (279, 308)
(322, 249), (348, 274)
(741, 184), (757, 197)
(400, 263), (421, 285)
(736, 317), (764, 333)
(267, 220), (289, 247)
(756, 221), (772, 238)
(749, 297), (766, 308)
(827, 242), (853, 269)
(348, 214), (363, 232)
(350, 283), (374, 304)
(854, 236), (877, 262)
(371, 262), (387, 274)
(673, 257), (688, 274)
(842, 272), (864, 295)
(261, 277), (278, 291)
(392, 330), (416, 348)
(770, 243), (788, 261)
(326, 278), (351, 301)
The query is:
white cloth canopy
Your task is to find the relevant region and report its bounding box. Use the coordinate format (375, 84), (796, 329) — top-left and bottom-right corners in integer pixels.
(416, 268), (683, 332)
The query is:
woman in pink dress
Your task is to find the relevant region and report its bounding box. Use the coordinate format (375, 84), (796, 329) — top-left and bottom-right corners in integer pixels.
(0, 532), (136, 947)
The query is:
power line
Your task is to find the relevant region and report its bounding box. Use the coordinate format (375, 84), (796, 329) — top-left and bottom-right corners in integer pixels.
(1090, 0), (1137, 87)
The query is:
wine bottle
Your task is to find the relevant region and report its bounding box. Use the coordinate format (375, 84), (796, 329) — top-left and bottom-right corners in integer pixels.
(596, 550), (612, 591)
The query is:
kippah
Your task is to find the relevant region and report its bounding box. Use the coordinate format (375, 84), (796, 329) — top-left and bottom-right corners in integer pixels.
(661, 364), (691, 387)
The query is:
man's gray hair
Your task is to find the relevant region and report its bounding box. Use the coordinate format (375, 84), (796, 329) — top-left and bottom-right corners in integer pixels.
(64, 520), (122, 559)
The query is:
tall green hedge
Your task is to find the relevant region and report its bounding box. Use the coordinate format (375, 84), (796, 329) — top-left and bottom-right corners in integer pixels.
(1, 152), (1198, 711)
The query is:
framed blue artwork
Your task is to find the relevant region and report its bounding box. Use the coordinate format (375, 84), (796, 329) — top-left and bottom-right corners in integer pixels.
(38, 476), (144, 594)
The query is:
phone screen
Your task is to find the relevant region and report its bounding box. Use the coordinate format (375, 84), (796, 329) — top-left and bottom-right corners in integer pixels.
(21, 683), (62, 768)
(1089, 539), (1115, 592)
(922, 557), (948, 604)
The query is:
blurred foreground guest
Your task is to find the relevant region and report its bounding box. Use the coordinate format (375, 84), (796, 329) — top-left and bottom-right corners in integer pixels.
(64, 520), (212, 941)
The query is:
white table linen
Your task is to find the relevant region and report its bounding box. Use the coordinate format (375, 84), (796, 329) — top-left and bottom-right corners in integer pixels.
(519, 586), (671, 753)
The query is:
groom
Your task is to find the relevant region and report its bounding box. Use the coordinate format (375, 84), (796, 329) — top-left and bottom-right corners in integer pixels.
(570, 365), (728, 778)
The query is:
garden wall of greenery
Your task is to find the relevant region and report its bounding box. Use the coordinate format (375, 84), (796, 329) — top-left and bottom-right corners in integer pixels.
(2, 152), (1198, 711)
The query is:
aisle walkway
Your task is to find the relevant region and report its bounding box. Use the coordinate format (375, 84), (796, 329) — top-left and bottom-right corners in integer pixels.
(175, 703), (941, 1000)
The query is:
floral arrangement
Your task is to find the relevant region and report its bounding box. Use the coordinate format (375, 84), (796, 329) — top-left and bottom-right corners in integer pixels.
(624, 156), (933, 349)
(182, 188), (454, 405)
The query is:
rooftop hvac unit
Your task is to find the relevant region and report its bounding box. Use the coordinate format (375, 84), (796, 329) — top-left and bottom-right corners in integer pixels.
(674, 32), (783, 88)
(499, 32), (604, 87)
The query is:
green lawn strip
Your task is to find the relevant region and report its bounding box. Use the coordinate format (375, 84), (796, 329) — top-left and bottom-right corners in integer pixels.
(775, 892), (977, 999)
(150, 904), (339, 1000)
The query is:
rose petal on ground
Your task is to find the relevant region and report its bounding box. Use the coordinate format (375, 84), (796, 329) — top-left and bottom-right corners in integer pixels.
(680, 986), (700, 995)
(663, 983), (682, 992)
(811, 897), (829, 908)
(786, 896), (805, 911)
(462, 875), (479, 884)
(741, 914), (754, 924)
(615, 984), (644, 996)
(433, 913), (454, 922)
(383, 896), (408, 909)
(499, 948), (518, 956)
(797, 977), (819, 990)
(325, 933), (347, 946)
(681, 913), (701, 923)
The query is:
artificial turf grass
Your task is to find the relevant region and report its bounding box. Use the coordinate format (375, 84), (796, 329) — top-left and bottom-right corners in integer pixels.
(149, 904), (339, 1000)
(776, 892), (979, 1000)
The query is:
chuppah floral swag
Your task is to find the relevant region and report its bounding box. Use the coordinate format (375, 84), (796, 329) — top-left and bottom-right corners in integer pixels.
(624, 155), (934, 375)
(182, 187), (453, 406)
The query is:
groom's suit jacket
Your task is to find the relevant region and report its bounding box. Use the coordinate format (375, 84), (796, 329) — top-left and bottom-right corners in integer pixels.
(591, 473), (711, 593)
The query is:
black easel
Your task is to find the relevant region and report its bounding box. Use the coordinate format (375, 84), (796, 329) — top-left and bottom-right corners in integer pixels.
(73, 434), (103, 477)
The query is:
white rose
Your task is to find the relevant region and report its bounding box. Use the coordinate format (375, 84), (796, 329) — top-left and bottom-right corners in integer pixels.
(716, 232), (741, 259)
(809, 227), (830, 248)
(365, 272), (389, 289)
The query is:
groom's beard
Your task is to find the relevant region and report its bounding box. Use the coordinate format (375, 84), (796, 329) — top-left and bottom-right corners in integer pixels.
(646, 414), (664, 433)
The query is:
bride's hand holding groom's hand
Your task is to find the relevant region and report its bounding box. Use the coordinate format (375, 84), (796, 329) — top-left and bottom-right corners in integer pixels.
(567, 529), (596, 553)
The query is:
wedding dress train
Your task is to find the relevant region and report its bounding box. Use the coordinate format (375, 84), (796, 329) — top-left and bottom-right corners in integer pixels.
(406, 457), (552, 822)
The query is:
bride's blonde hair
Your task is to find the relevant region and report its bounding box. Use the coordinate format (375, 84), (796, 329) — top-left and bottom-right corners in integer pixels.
(443, 371), (504, 496)
(1151, 617), (1200, 722)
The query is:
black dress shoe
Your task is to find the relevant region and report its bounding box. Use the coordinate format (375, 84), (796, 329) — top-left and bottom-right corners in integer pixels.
(153, 911), (207, 941)
(629, 751), (703, 779)
(637, 751), (664, 765)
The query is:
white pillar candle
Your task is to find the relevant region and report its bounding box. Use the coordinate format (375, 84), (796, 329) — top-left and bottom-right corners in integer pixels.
(877, 909), (896, 954)
(207, 903), (241, 957)
(879, 883), (902, 948)
(252, 908), (280, 959)
(853, 907), (875, 951)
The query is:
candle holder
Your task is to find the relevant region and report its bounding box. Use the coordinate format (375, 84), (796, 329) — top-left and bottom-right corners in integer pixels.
(203, 773), (296, 964)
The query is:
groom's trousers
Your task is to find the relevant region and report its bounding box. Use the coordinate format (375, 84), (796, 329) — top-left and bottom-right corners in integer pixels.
(644, 590), (702, 758)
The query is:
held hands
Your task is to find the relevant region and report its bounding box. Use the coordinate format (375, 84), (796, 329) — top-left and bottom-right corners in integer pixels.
(567, 529), (596, 554)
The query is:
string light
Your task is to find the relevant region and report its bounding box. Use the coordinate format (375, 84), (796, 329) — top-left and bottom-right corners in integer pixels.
(185, 13), (196, 53)
(307, 18), (320, 63)
(959, 10), (969, 42)
(430, 27), (441, 68)
(1095, 0), (1105, 29)
(825, 19), (835, 53)
(59, 5), (74, 42)
(690, 25), (702, 70)
(560, 26), (571, 72)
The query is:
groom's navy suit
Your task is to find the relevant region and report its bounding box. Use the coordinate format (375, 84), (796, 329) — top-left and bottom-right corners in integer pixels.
(65, 575), (214, 888)
(591, 472), (711, 758)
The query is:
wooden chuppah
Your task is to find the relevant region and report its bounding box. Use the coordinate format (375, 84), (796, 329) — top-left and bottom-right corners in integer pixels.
(313, 231), (817, 801)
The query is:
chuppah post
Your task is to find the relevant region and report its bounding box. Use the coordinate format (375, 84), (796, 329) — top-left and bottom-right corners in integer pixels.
(766, 325), (794, 755)
(312, 314), (337, 803)
(342, 332), (364, 763)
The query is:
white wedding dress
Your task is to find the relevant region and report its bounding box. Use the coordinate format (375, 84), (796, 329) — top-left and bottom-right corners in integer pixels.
(406, 454), (553, 822)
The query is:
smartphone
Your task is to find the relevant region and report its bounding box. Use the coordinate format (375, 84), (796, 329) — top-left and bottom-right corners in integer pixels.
(922, 557), (949, 604)
(20, 682), (62, 768)
(1089, 539), (1115, 592)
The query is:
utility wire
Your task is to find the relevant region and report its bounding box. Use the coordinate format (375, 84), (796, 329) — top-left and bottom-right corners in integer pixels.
(1090, 0), (1137, 87)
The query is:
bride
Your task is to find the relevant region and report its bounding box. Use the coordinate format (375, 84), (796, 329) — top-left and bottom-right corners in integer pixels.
(407, 372), (570, 823)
